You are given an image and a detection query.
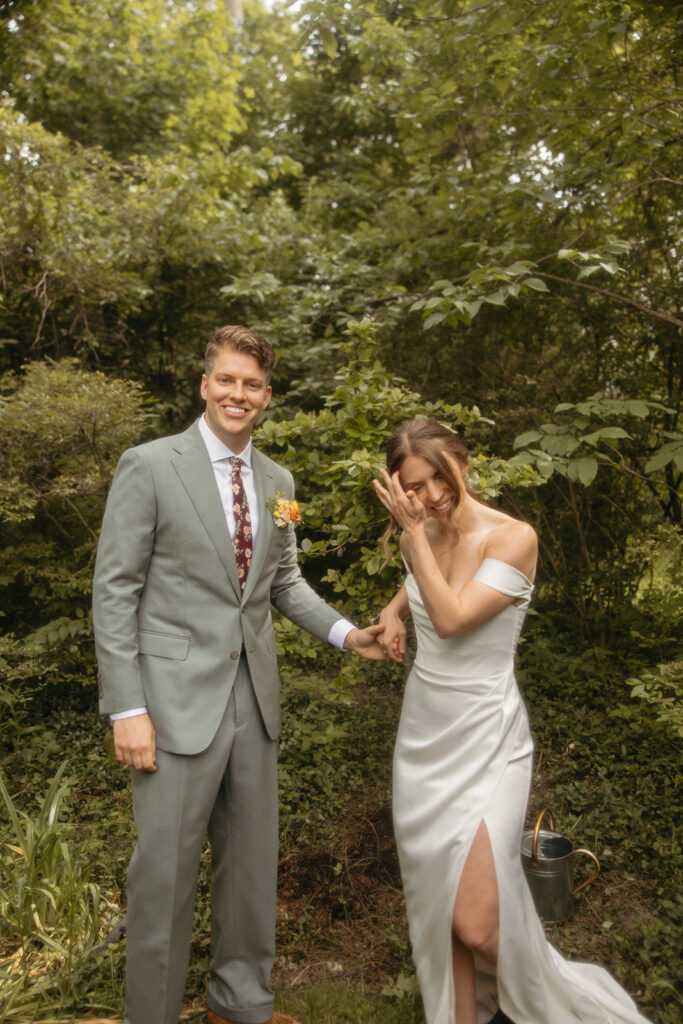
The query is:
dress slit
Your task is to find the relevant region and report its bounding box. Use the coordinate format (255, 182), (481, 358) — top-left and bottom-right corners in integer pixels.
(452, 818), (500, 957)
(451, 818), (502, 1023)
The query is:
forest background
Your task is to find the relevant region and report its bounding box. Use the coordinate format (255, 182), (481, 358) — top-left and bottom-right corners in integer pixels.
(0, 0), (681, 1022)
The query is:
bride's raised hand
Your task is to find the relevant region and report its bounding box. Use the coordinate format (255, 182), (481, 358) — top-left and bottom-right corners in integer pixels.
(373, 470), (426, 535)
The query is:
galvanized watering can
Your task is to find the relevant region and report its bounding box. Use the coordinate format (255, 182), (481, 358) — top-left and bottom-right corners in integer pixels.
(521, 808), (601, 924)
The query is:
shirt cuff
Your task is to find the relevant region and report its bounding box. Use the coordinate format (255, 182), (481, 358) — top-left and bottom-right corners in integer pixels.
(110, 707), (148, 721)
(328, 618), (356, 650)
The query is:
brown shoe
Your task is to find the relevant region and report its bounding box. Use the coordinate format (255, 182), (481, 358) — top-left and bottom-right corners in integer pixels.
(206, 1011), (301, 1024)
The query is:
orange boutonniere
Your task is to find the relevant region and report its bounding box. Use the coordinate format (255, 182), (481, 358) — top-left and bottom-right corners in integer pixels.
(268, 492), (302, 528)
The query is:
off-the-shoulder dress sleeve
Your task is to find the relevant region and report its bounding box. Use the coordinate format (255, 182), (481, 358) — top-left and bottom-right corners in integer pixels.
(473, 557), (534, 604)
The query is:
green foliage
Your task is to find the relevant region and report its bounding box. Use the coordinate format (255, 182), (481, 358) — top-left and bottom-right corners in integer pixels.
(0, 635), (54, 764)
(0, 764), (120, 1022)
(0, 360), (154, 525)
(276, 977), (425, 1023)
(258, 0), (681, 349)
(0, 361), (155, 714)
(0, 89), (303, 420)
(513, 393), (680, 517)
(279, 671), (360, 828)
(505, 398), (683, 644)
(629, 524), (683, 643)
(2, 0), (243, 160)
(517, 619), (682, 1022)
(239, 0), (681, 636)
(628, 661), (683, 739)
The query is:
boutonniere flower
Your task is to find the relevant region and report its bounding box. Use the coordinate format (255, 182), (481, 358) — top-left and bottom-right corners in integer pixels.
(267, 492), (302, 528)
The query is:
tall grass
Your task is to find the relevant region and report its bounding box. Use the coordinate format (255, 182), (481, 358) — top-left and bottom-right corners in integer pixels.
(0, 763), (121, 1022)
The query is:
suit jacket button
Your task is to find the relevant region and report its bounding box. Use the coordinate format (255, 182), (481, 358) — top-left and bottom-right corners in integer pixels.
(230, 650), (240, 660)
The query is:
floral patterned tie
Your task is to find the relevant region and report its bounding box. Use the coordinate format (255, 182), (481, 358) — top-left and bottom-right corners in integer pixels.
(230, 457), (252, 592)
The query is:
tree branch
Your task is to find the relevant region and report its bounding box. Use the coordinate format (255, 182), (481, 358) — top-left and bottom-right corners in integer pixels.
(534, 272), (683, 330)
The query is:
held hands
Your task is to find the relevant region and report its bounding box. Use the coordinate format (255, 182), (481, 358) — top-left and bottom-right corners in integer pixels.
(373, 470), (426, 535)
(344, 623), (388, 660)
(379, 605), (407, 664)
(113, 713), (157, 772)
(345, 620), (407, 663)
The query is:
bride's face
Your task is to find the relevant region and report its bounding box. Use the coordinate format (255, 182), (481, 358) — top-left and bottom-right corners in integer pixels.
(399, 453), (460, 519)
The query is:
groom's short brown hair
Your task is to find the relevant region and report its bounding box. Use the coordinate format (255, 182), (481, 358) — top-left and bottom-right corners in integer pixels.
(205, 325), (276, 381)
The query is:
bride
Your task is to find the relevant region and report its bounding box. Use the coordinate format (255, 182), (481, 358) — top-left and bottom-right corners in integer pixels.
(373, 418), (650, 1024)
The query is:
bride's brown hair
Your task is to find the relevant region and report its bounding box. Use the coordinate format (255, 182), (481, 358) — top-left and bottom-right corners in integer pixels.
(380, 419), (471, 562)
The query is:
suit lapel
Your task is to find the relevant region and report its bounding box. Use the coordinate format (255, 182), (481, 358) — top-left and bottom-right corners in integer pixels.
(242, 447), (276, 603)
(170, 423), (241, 600)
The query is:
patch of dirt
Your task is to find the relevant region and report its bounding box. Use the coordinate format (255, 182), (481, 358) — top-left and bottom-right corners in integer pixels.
(274, 802), (409, 988)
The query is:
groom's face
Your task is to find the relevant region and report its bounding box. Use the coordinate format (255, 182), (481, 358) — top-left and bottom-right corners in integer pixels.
(201, 348), (272, 453)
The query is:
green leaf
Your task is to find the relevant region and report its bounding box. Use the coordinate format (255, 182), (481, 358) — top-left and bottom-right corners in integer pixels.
(543, 435), (571, 456)
(423, 311), (446, 329)
(576, 456), (599, 485)
(627, 401), (650, 419)
(504, 261), (534, 276)
(513, 430), (542, 449)
(524, 277), (549, 292)
(581, 427), (630, 446)
(319, 27), (338, 58)
(645, 450), (674, 473)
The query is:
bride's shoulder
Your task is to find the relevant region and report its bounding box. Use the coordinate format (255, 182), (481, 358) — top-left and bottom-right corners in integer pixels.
(482, 515), (537, 578)
(495, 514), (536, 542)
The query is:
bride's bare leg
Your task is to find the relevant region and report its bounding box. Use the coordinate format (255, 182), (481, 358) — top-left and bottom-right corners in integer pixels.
(452, 936), (477, 1024)
(451, 820), (499, 1024)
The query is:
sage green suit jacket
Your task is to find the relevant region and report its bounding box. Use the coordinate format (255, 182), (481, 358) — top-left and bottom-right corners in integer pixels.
(93, 421), (342, 754)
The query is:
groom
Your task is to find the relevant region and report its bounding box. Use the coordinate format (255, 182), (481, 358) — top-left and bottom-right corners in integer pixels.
(93, 325), (384, 1024)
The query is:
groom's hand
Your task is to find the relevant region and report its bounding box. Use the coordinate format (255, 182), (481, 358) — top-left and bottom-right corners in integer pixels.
(343, 623), (387, 660)
(113, 713), (157, 772)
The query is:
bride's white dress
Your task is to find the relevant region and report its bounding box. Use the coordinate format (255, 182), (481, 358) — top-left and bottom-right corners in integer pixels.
(392, 558), (651, 1024)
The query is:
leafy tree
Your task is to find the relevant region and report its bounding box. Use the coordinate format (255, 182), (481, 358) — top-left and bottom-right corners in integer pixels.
(1, 0), (243, 160)
(507, 395), (682, 641)
(0, 1), (304, 421)
(0, 360), (156, 701)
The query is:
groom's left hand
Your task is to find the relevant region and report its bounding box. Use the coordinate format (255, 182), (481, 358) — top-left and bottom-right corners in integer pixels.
(344, 623), (387, 660)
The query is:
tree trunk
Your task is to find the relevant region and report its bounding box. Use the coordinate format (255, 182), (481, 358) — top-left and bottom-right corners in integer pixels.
(225, 0), (243, 27)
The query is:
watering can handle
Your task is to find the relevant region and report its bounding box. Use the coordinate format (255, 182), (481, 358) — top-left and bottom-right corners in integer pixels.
(572, 849), (601, 893)
(530, 807), (555, 867)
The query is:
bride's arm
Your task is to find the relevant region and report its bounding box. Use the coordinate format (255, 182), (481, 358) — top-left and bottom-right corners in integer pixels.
(406, 520), (536, 637)
(373, 471), (536, 638)
(378, 582), (410, 662)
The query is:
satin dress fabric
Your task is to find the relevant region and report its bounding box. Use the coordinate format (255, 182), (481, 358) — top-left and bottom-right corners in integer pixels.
(392, 558), (651, 1024)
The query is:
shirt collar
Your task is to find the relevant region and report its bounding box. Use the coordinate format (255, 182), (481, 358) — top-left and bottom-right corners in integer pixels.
(197, 414), (252, 467)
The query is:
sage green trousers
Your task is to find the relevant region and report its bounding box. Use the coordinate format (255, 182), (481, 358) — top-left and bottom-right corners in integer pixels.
(124, 657), (279, 1024)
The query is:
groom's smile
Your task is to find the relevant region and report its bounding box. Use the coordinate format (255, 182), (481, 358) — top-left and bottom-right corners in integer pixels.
(201, 349), (272, 453)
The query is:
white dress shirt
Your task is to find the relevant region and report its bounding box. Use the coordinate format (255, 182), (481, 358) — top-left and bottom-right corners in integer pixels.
(111, 416), (354, 720)
(197, 414), (260, 541)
